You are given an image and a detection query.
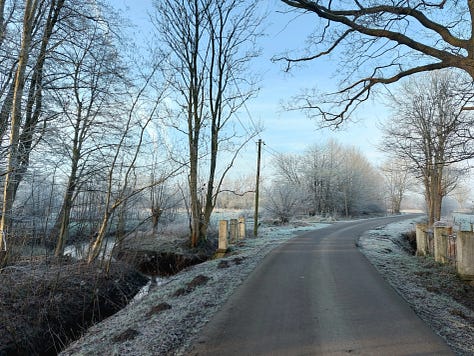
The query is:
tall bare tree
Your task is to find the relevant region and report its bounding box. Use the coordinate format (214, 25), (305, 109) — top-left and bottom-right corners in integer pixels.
(381, 70), (474, 225)
(49, 5), (128, 256)
(0, 0), (65, 251)
(278, 0), (474, 125)
(153, 0), (263, 247)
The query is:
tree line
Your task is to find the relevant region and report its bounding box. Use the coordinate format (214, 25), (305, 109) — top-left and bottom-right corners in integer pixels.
(3, 0), (474, 265)
(277, 0), (474, 228)
(267, 140), (385, 222)
(0, 0), (263, 264)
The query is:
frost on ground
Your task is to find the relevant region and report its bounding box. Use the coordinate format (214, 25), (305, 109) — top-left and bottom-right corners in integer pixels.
(60, 220), (329, 356)
(61, 217), (474, 356)
(359, 218), (474, 356)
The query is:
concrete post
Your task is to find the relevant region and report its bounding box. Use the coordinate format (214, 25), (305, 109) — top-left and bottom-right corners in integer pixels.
(238, 217), (246, 240)
(434, 226), (449, 264)
(229, 219), (238, 242)
(415, 223), (429, 256)
(218, 220), (228, 253)
(456, 231), (474, 281)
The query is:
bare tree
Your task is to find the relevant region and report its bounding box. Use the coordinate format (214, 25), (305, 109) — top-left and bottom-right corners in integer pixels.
(337, 146), (384, 217)
(273, 153), (302, 186)
(271, 140), (384, 218)
(264, 182), (305, 224)
(302, 141), (344, 216)
(152, 0), (263, 247)
(149, 180), (181, 233)
(450, 181), (471, 211)
(278, 0), (474, 125)
(0, 0), (65, 251)
(380, 159), (412, 214)
(48, 5), (129, 256)
(381, 70), (474, 225)
(86, 67), (168, 263)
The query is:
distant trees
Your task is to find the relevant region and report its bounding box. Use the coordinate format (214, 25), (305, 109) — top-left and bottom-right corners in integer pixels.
(264, 182), (305, 223)
(152, 0), (263, 247)
(278, 1), (474, 126)
(381, 70), (474, 225)
(216, 175), (255, 210)
(451, 183), (471, 211)
(302, 141), (384, 217)
(380, 159), (411, 214)
(267, 140), (384, 220)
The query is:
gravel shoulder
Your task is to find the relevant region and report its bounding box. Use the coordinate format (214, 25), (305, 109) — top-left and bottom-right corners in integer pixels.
(61, 217), (474, 355)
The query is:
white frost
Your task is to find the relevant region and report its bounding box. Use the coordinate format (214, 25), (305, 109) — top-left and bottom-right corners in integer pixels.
(61, 218), (473, 355)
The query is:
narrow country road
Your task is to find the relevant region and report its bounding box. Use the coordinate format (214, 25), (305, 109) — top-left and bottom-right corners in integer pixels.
(188, 215), (454, 355)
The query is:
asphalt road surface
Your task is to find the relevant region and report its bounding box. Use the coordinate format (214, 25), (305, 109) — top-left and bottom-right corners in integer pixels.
(189, 216), (454, 355)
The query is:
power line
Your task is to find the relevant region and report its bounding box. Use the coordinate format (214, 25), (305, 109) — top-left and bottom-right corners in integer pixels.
(262, 143), (282, 159)
(229, 70), (260, 137)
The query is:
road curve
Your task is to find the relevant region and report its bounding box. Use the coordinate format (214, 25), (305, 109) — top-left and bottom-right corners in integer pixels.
(188, 215), (453, 355)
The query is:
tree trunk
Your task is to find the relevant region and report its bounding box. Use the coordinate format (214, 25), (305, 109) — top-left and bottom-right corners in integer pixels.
(54, 171), (77, 257)
(87, 210), (111, 264)
(53, 100), (83, 256)
(188, 132), (201, 247)
(0, 0), (36, 250)
(0, 0), (64, 251)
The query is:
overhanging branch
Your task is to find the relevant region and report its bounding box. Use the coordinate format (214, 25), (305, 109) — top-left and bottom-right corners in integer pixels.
(277, 0), (473, 126)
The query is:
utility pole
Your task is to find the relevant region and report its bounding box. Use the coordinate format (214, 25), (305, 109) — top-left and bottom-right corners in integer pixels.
(254, 139), (263, 237)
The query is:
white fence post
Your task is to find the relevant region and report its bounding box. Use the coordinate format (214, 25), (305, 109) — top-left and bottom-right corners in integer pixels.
(238, 217), (246, 240)
(218, 220), (228, 253)
(229, 219), (238, 242)
(456, 231), (474, 281)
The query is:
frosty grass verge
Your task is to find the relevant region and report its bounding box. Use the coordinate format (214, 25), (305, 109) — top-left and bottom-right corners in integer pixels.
(359, 218), (474, 356)
(61, 221), (328, 355)
(62, 217), (473, 355)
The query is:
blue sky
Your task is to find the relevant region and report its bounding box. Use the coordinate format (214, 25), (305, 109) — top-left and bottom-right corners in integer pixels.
(113, 0), (390, 171)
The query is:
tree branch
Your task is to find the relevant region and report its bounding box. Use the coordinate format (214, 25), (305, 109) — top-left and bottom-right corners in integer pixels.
(278, 0), (474, 126)
(273, 28), (355, 71)
(294, 62), (447, 126)
(280, 1), (463, 64)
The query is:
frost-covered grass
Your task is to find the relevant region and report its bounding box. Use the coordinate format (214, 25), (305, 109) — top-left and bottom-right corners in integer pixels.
(61, 217), (474, 355)
(359, 218), (474, 356)
(60, 220), (330, 356)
